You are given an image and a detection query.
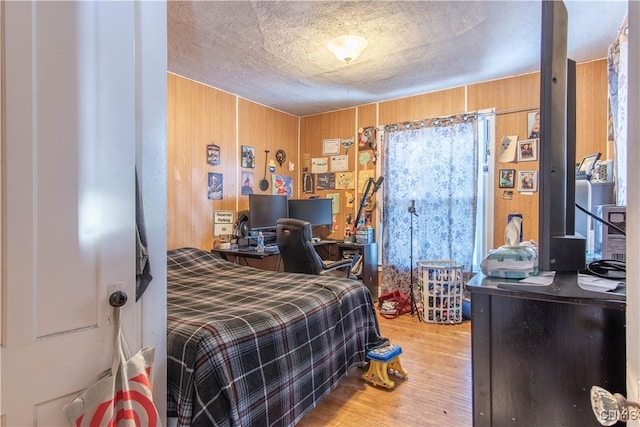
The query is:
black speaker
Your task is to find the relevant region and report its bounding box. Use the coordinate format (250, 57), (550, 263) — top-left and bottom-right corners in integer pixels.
(234, 211), (249, 239)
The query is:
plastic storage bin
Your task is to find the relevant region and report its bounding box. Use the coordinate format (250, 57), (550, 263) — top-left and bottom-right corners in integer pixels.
(419, 260), (464, 324)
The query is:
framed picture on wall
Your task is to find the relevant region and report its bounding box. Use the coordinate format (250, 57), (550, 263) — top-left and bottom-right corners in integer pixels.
(207, 144), (220, 166)
(502, 190), (514, 200)
(528, 111), (540, 139)
(498, 169), (515, 188)
(241, 171), (254, 195)
(518, 170), (537, 192)
(207, 172), (223, 200)
(517, 139), (537, 162)
(322, 139), (341, 155)
(241, 145), (255, 168)
(303, 173), (314, 193)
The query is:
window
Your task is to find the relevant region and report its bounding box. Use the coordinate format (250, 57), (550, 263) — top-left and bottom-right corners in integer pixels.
(472, 109), (495, 272)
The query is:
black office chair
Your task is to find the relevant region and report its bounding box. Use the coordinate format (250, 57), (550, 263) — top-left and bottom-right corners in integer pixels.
(276, 218), (354, 278)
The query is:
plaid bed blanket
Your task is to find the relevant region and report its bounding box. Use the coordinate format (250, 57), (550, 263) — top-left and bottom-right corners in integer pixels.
(167, 248), (384, 426)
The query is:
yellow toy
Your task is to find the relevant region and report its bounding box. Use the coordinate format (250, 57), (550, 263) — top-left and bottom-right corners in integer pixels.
(362, 343), (408, 389)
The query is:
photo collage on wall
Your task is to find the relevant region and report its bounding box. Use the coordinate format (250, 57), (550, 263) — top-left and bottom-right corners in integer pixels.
(498, 111), (540, 200)
(302, 127), (381, 239)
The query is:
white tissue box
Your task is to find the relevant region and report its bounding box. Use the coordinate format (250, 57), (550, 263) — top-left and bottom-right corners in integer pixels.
(480, 245), (539, 279)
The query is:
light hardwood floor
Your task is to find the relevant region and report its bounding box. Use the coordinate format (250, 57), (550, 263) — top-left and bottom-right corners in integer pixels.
(298, 312), (472, 427)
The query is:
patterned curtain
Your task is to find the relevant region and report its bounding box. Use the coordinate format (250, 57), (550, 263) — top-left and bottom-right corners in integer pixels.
(608, 16), (628, 206)
(380, 115), (478, 295)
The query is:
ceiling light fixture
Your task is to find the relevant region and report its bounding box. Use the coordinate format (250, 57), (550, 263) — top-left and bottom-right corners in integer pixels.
(327, 35), (368, 63)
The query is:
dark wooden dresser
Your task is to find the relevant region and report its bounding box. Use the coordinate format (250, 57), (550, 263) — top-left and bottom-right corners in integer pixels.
(466, 272), (626, 426)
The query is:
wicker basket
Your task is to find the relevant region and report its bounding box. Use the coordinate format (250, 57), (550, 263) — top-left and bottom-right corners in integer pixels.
(419, 260), (464, 324)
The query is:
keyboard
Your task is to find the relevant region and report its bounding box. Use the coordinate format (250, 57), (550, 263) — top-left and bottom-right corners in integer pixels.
(312, 239), (338, 245)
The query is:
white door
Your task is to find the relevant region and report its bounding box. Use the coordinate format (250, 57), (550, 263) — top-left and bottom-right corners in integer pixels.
(627, 1), (640, 418)
(1, 2), (146, 424)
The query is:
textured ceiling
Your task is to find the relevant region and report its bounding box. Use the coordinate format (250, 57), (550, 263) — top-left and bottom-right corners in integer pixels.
(168, 0), (628, 117)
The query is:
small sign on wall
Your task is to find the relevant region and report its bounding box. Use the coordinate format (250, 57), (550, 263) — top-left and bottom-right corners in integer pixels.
(213, 210), (234, 236)
(330, 155), (348, 172)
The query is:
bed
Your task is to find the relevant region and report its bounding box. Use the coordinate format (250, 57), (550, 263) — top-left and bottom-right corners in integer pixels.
(167, 247), (385, 426)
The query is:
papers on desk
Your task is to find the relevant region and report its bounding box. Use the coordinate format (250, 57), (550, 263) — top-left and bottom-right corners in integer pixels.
(514, 271), (623, 293)
(517, 271), (555, 286)
(577, 274), (623, 293)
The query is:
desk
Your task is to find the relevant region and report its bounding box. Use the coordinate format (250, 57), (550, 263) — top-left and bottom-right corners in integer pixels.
(466, 272), (625, 426)
(212, 243), (340, 272)
(211, 247), (282, 271)
(212, 241), (378, 298)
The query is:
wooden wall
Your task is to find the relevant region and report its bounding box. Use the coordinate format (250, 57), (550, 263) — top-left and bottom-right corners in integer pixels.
(575, 60), (611, 159)
(378, 87), (466, 124)
(167, 73), (299, 250)
(296, 87), (472, 240)
(168, 59), (608, 253)
(299, 108), (358, 240)
(468, 73), (542, 245)
(467, 59), (609, 245)
(238, 98), (300, 211)
(298, 59), (610, 250)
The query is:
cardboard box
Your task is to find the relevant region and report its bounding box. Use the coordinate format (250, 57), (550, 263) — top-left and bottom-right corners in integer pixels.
(594, 205), (626, 261)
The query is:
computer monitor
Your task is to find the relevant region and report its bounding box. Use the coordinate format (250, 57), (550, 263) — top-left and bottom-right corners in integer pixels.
(288, 198), (333, 227)
(248, 194), (288, 232)
(576, 152), (601, 180)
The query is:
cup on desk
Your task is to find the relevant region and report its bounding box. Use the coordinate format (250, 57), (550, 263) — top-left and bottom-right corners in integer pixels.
(219, 235), (231, 250)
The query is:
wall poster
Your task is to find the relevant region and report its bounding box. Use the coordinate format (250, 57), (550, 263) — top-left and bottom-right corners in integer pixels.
(336, 172), (355, 189)
(326, 193), (340, 214)
(241, 171), (254, 195)
(208, 172), (223, 200)
(330, 155), (349, 172)
(241, 145), (255, 168)
(303, 173), (314, 193)
(316, 173), (335, 190)
(311, 157), (328, 174)
(272, 174), (293, 197)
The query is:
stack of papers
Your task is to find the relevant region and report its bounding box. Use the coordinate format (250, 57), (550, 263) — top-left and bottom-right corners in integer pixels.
(577, 275), (623, 293)
(518, 271), (555, 286)
(514, 272), (623, 293)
